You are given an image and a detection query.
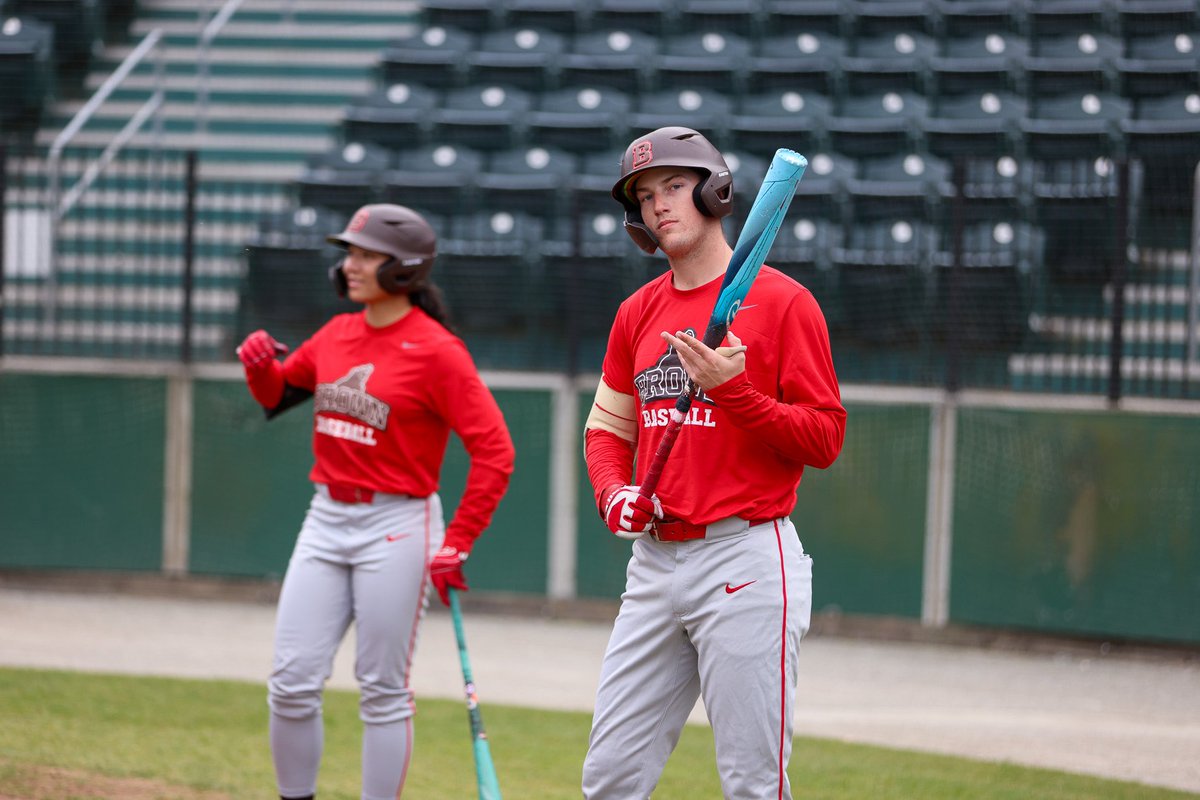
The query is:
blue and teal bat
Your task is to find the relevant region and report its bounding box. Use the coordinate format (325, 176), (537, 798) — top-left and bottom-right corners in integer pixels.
(449, 588), (502, 800)
(640, 148), (808, 497)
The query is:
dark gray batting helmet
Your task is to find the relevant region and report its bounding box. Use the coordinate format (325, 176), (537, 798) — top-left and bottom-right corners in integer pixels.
(326, 204), (437, 296)
(611, 126), (733, 253)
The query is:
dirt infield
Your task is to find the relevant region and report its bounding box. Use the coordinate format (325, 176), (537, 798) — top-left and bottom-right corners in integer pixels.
(1, 583), (1198, 795)
(0, 759), (230, 800)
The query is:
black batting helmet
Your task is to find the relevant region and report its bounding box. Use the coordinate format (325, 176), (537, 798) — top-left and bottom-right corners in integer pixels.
(611, 126), (733, 253)
(326, 204), (437, 296)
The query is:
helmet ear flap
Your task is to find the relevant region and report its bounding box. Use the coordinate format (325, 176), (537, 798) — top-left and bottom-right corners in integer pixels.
(622, 215), (659, 254)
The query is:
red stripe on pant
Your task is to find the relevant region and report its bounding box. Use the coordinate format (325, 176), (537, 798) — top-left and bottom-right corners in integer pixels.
(774, 519), (787, 800)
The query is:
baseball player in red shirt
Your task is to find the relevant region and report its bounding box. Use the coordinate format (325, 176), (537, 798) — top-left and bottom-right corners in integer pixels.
(582, 127), (846, 798)
(236, 204), (514, 800)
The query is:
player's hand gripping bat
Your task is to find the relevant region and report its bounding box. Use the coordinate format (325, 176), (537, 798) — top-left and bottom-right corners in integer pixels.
(449, 588), (503, 800)
(638, 148), (809, 499)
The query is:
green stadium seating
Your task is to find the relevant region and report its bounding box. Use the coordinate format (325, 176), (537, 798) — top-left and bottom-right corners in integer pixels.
(924, 90), (1028, 157)
(654, 30), (753, 94)
(928, 31), (1030, 96)
(934, 0), (1024, 38)
(0, 15), (54, 131)
(677, 0), (764, 39)
(379, 25), (475, 91)
(10, 0), (99, 81)
(527, 86), (632, 154)
(589, 0), (676, 38)
(383, 143), (486, 215)
(846, 151), (953, 222)
(559, 29), (659, 93)
(573, 147), (629, 214)
(296, 142), (391, 217)
(850, 0), (934, 37)
(421, 0), (505, 34)
(759, 0), (846, 37)
(1019, 90), (1129, 159)
(437, 210), (545, 332)
(466, 26), (568, 92)
(826, 89), (930, 157)
(341, 83), (440, 151)
(1120, 91), (1200, 161)
(1024, 31), (1122, 95)
(840, 30), (938, 95)
(628, 88), (734, 147)
(1116, 32), (1200, 98)
(502, 0), (581, 35)
(749, 31), (847, 96)
(433, 84), (533, 151)
(477, 145), (579, 219)
(729, 89), (832, 159)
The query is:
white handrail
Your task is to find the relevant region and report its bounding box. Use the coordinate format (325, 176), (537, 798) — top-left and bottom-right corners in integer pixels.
(196, 0), (247, 136)
(43, 28), (164, 335)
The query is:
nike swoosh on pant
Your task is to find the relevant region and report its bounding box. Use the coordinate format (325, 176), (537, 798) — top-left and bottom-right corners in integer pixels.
(725, 580), (756, 594)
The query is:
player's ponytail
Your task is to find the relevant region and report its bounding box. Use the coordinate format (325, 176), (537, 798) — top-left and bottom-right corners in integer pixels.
(411, 282), (456, 334)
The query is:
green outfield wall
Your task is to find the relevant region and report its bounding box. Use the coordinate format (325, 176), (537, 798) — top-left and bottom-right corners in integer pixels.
(1, 364), (1197, 645)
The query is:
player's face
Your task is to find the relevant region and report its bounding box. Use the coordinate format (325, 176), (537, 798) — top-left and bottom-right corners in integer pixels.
(634, 168), (708, 257)
(341, 245), (391, 304)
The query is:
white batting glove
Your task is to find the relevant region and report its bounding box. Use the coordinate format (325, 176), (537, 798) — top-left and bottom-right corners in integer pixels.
(601, 484), (663, 540)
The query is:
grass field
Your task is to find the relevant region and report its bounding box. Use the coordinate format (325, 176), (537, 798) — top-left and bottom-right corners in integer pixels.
(0, 666), (1193, 799)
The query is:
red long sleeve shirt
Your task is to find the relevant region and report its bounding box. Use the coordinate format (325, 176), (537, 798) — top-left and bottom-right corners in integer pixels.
(586, 266), (846, 526)
(280, 308), (514, 552)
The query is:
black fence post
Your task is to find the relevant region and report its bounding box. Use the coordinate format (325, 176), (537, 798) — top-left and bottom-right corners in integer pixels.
(181, 149), (198, 364)
(1106, 161), (1130, 404)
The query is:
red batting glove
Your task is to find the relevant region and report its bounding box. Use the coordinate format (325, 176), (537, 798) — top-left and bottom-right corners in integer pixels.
(601, 483), (662, 541)
(429, 545), (469, 606)
(236, 330), (288, 408)
(236, 329), (288, 370)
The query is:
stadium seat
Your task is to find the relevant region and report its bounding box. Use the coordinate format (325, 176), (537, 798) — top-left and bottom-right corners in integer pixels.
(1025, 0), (1117, 39)
(729, 90), (832, 160)
(0, 16), (54, 131)
(538, 210), (642, 346)
(789, 150), (856, 225)
(826, 90), (930, 157)
(559, 29), (659, 94)
(1114, 0), (1198, 39)
(433, 84), (533, 152)
(748, 30), (848, 96)
(437, 210), (545, 332)
(527, 86), (632, 154)
(924, 90), (1027, 158)
(379, 26), (475, 90)
(719, 149), (769, 233)
(956, 154), (1033, 222)
(476, 145), (579, 220)
(846, 151), (953, 222)
(10, 0), (99, 79)
(676, 0), (764, 39)
(341, 83), (440, 151)
(1116, 32), (1200, 98)
(242, 206), (355, 343)
(840, 30), (938, 95)
(932, 219), (1044, 351)
(928, 31), (1030, 96)
(1024, 31), (1122, 95)
(382, 143), (486, 215)
(502, 0), (581, 35)
(935, 0), (1024, 38)
(1019, 91), (1129, 159)
(654, 31), (753, 95)
(295, 142), (391, 217)
(589, 0), (677, 37)
(759, 0), (846, 37)
(574, 147), (629, 214)
(832, 217), (939, 344)
(628, 88), (735, 148)
(1028, 156), (1125, 285)
(420, 0), (505, 33)
(850, 0), (934, 37)
(466, 27), (568, 92)
(767, 215), (843, 279)
(1120, 92), (1200, 161)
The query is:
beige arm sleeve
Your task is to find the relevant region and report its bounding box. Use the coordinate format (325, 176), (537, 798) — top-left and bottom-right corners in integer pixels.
(584, 376), (637, 443)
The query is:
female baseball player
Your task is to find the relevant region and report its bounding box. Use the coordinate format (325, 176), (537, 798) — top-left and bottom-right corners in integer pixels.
(581, 127), (846, 799)
(236, 203), (515, 800)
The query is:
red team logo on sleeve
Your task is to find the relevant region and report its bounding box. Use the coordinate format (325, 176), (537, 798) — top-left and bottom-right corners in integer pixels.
(631, 140), (653, 168)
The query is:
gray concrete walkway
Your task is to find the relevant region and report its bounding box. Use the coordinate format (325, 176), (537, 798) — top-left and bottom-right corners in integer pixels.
(0, 587), (1197, 795)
